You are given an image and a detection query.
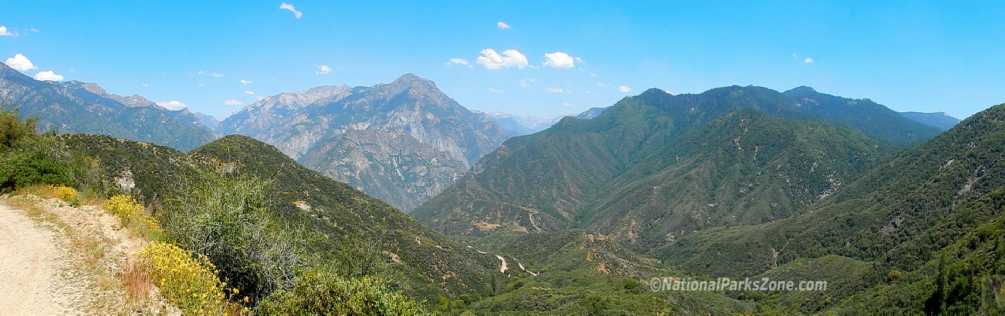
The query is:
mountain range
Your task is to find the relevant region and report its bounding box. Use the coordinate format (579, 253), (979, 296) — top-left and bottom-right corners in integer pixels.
(0, 62), (215, 151)
(573, 105), (960, 131)
(412, 84), (1003, 313)
(413, 86), (939, 240)
(219, 74), (508, 211)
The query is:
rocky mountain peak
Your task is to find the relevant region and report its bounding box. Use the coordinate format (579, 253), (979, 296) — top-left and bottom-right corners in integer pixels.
(249, 85), (351, 111)
(381, 73), (442, 97)
(302, 85), (352, 101)
(81, 82), (107, 95)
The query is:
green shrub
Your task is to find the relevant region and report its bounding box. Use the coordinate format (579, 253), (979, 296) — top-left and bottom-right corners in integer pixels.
(163, 173), (314, 300)
(0, 111), (36, 148)
(259, 266), (425, 315)
(0, 111), (76, 191)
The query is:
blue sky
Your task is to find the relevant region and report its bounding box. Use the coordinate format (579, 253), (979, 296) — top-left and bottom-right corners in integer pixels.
(1, 1), (1003, 119)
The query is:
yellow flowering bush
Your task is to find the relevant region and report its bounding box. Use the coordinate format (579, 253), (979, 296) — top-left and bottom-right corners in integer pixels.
(105, 195), (164, 240)
(51, 185), (79, 205)
(139, 242), (228, 315)
(105, 195), (144, 220)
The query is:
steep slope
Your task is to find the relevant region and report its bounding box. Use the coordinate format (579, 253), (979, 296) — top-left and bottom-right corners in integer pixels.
(0, 63), (215, 151)
(659, 103), (1005, 282)
(59, 134), (500, 300)
(220, 74), (507, 211)
(414, 86), (901, 238)
(900, 111), (961, 131)
(582, 110), (887, 247)
(826, 198), (1005, 314)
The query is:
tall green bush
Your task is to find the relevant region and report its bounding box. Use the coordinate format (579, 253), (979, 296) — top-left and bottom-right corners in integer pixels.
(162, 172), (315, 301)
(0, 111), (76, 191)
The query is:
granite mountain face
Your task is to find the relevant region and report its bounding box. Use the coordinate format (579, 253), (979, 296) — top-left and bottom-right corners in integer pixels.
(0, 62), (215, 151)
(220, 74), (508, 211)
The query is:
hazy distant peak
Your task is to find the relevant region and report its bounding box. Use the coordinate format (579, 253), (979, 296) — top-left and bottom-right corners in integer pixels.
(58, 81), (160, 108)
(900, 111), (961, 131)
(303, 85), (352, 98)
(81, 82), (106, 95)
(250, 85), (352, 110)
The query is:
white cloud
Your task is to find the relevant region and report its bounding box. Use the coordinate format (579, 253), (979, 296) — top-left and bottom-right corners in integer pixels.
(803, 57), (814, 64)
(546, 87), (566, 94)
(29, 28), (39, 33)
(224, 99), (244, 106)
(618, 85), (632, 93)
(279, 2), (303, 19)
(316, 64), (332, 75)
(33, 70), (63, 81)
(244, 90), (256, 96)
(239, 79), (252, 86)
(446, 58), (471, 67)
(518, 78), (536, 88)
(0, 25), (14, 37)
(156, 100), (187, 111)
(487, 88), (504, 94)
(496, 21), (511, 30)
(543, 51), (576, 69)
(4, 53), (35, 71)
(198, 70), (224, 78)
(142, 83), (150, 88)
(476, 48), (528, 70)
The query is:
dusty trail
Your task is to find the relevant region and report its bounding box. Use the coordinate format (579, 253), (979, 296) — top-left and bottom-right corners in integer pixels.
(0, 202), (84, 315)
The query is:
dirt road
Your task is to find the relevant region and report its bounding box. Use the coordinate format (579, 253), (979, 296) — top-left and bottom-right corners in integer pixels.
(0, 202), (84, 315)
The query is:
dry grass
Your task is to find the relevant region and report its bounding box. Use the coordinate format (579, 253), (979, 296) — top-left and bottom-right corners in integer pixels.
(122, 260), (155, 304)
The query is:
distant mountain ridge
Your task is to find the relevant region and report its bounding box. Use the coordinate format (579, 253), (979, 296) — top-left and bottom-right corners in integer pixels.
(414, 85), (936, 239)
(0, 62), (215, 151)
(220, 74), (508, 211)
(482, 112), (560, 136)
(899, 111), (960, 131)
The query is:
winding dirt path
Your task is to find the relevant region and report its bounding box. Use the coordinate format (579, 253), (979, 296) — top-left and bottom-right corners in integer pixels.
(0, 202), (83, 315)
